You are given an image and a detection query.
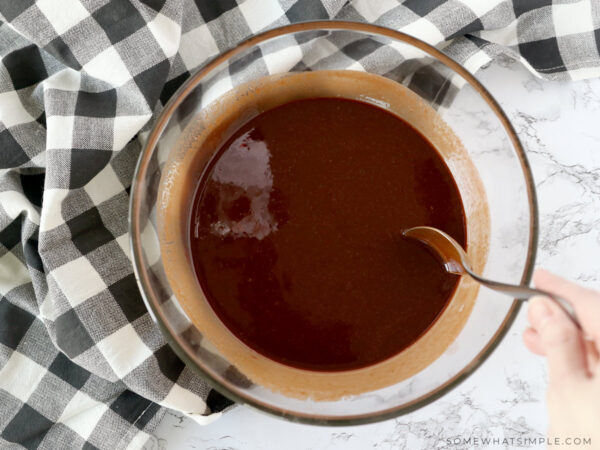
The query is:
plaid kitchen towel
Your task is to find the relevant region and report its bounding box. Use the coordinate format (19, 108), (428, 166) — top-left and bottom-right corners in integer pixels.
(2, 0), (600, 448)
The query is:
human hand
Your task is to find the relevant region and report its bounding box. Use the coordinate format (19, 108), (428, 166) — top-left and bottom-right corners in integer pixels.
(523, 269), (600, 448)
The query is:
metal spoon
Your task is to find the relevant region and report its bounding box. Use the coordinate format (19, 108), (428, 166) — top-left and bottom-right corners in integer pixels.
(402, 226), (581, 329)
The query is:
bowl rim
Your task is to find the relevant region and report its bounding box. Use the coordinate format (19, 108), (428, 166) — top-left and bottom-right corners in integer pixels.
(129, 20), (538, 426)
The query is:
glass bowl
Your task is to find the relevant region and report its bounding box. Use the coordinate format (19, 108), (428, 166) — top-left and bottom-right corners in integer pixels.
(129, 21), (537, 425)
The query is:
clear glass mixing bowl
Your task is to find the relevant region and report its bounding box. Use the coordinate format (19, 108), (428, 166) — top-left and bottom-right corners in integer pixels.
(129, 21), (537, 425)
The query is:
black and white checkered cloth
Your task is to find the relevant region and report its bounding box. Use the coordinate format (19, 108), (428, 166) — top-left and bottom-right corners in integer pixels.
(1, 0), (599, 448)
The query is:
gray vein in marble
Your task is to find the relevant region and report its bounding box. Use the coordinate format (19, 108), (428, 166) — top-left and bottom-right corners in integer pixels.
(378, 390), (542, 450)
(501, 372), (540, 405)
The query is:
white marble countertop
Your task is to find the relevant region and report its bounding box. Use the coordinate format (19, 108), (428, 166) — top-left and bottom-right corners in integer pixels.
(150, 57), (600, 450)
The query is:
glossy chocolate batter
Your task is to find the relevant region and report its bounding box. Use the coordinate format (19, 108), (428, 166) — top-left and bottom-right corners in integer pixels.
(189, 97), (466, 372)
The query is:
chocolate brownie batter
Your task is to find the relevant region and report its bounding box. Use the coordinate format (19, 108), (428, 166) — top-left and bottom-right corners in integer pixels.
(189, 97), (466, 371)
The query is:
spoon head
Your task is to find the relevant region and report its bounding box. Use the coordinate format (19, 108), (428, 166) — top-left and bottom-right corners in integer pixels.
(402, 226), (468, 275)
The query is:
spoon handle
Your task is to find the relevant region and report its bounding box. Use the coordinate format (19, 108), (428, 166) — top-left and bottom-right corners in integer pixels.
(465, 270), (581, 329)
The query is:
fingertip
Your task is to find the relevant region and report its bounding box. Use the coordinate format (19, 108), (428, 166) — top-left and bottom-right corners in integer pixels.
(532, 268), (552, 284)
(523, 327), (545, 355)
(528, 296), (553, 330)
